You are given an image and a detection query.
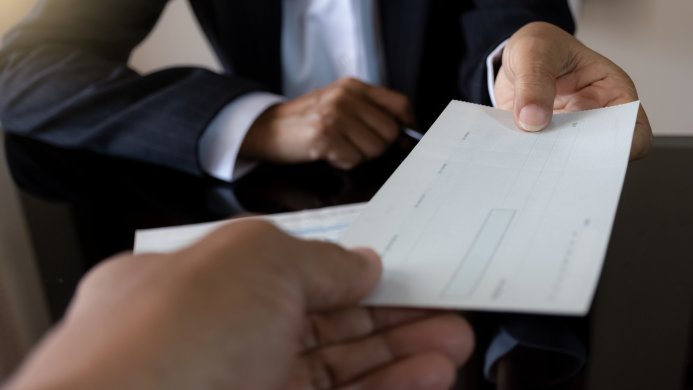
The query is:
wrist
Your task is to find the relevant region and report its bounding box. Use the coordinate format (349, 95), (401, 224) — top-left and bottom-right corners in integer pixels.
(239, 102), (282, 161)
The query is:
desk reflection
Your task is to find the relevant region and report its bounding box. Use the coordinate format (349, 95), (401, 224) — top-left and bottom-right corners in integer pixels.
(4, 134), (693, 390)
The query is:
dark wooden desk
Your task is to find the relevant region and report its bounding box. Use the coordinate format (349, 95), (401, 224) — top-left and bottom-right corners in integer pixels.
(4, 134), (693, 389)
(580, 138), (693, 390)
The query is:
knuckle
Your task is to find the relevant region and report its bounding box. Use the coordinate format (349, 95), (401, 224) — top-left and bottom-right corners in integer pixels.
(305, 352), (337, 389)
(517, 65), (556, 85)
(323, 88), (351, 109)
(342, 155), (361, 170)
(337, 77), (360, 89)
(201, 220), (285, 260)
(344, 158), (362, 170)
(232, 219), (279, 236)
(364, 145), (384, 160)
(393, 94), (411, 110)
(319, 111), (337, 129)
(319, 88), (339, 104)
(333, 91), (350, 107)
(307, 130), (330, 157)
(327, 151), (359, 170)
(382, 122), (400, 142)
(318, 110), (342, 133)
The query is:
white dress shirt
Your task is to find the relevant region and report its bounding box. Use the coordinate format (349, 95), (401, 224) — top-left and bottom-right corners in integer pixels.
(199, 0), (504, 182)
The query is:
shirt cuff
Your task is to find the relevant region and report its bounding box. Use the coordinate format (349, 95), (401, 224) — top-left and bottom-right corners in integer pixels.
(486, 39), (508, 108)
(198, 92), (286, 182)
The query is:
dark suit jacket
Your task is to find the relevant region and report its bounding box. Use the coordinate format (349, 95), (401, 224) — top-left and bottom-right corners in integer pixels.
(0, 0), (574, 176)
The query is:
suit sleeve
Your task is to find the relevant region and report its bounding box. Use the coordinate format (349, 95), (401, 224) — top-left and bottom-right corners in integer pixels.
(458, 0), (576, 105)
(0, 0), (263, 176)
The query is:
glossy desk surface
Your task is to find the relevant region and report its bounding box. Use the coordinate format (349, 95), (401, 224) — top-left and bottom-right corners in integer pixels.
(5, 134), (693, 390)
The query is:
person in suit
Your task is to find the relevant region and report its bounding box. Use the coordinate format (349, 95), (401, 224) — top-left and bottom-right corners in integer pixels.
(3, 220), (474, 389)
(0, 0), (651, 182)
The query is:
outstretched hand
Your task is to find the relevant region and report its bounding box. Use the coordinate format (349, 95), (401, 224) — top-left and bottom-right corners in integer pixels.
(7, 221), (473, 390)
(494, 22), (652, 159)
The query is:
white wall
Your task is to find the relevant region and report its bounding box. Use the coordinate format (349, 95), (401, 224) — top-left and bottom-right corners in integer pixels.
(0, 0), (32, 36)
(130, 0), (221, 73)
(576, 0), (692, 135)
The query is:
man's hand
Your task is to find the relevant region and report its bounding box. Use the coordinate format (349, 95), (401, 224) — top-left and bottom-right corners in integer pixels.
(240, 78), (416, 170)
(7, 221), (473, 390)
(494, 22), (652, 159)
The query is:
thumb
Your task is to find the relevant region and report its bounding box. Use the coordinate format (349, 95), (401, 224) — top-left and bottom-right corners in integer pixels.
(506, 23), (568, 132)
(515, 85), (554, 132)
(292, 241), (382, 311)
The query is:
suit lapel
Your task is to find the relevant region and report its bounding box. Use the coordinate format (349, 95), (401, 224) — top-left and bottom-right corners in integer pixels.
(379, 0), (429, 103)
(215, 0), (430, 96)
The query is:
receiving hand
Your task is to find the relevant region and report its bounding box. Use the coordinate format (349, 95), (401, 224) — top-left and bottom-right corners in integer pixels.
(240, 78), (416, 170)
(7, 221), (473, 390)
(494, 22), (652, 159)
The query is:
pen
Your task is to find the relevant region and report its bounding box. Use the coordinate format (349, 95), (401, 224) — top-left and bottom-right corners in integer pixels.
(403, 127), (424, 141)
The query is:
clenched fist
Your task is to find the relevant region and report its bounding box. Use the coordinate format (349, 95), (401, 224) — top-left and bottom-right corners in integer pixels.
(240, 78), (416, 169)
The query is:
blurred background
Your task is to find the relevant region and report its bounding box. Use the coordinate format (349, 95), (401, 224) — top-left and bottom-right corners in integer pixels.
(0, 0), (691, 378)
(3, 0), (691, 137)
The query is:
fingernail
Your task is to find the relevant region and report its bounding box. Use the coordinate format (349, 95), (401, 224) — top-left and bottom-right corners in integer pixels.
(350, 247), (380, 262)
(519, 104), (550, 132)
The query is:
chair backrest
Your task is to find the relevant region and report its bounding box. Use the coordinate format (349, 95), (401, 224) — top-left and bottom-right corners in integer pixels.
(0, 129), (50, 381)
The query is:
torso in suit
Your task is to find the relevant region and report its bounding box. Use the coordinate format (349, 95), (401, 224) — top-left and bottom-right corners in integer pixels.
(0, 0), (574, 176)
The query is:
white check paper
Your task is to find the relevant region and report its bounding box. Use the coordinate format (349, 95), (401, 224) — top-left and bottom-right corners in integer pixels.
(134, 203), (366, 254)
(339, 101), (639, 315)
(134, 101), (638, 316)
